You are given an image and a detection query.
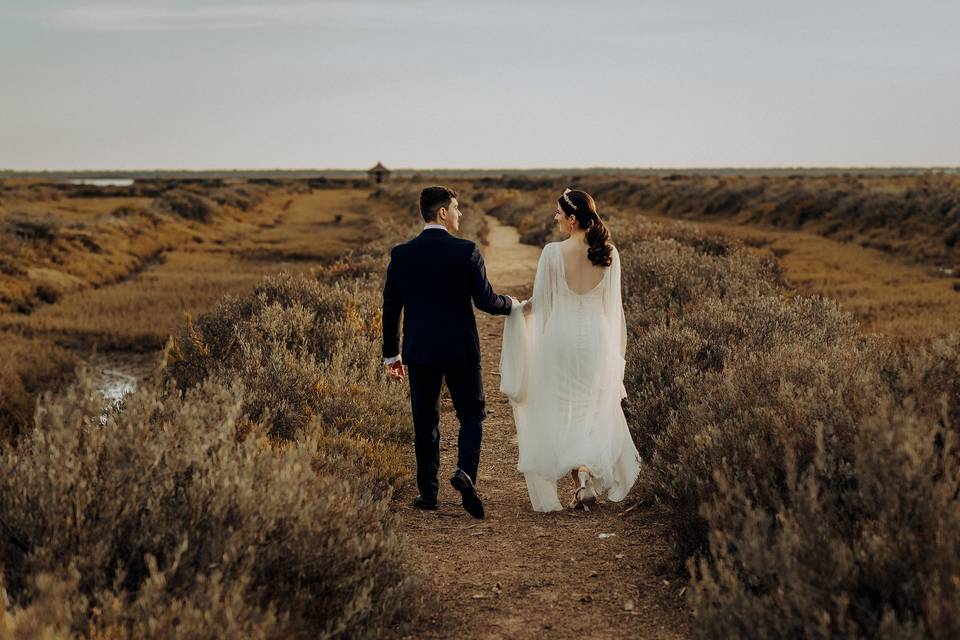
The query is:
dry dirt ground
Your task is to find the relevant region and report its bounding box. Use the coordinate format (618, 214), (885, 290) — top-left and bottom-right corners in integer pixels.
(394, 216), (690, 640)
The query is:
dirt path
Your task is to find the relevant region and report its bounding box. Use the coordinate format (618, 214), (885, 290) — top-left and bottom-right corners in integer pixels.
(396, 216), (689, 640)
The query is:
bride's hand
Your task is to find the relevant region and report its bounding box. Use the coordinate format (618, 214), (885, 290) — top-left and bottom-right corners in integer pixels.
(521, 299), (532, 316)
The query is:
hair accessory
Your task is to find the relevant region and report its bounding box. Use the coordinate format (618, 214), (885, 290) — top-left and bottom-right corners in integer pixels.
(562, 188), (578, 211)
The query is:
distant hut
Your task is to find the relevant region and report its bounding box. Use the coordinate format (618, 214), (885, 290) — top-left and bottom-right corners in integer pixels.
(367, 162), (391, 185)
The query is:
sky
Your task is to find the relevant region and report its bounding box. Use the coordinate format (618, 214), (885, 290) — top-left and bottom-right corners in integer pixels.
(1, 0), (958, 170)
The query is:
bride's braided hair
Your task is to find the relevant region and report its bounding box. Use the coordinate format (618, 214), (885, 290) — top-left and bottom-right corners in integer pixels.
(558, 189), (612, 267)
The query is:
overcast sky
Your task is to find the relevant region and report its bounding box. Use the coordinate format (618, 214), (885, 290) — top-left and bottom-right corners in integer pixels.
(1, 0), (957, 170)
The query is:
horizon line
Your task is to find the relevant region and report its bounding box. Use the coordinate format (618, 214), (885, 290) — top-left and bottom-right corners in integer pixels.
(3, 165), (960, 174)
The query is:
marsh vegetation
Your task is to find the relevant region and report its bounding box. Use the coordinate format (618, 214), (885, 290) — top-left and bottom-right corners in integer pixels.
(2, 173), (958, 638)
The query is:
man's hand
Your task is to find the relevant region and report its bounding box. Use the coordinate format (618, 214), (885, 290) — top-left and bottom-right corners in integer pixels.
(386, 359), (405, 381)
(521, 299), (532, 316)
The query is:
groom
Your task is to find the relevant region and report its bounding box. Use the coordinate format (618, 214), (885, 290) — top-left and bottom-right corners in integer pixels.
(382, 186), (517, 519)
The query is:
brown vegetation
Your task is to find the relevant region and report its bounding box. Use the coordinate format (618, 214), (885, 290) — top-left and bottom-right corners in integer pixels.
(475, 173), (960, 270)
(4, 173), (958, 637)
(0, 178), (502, 638)
(0, 184), (426, 638)
(677, 319), (960, 634)
(0, 374), (412, 638)
(0, 181), (379, 444)
(641, 213), (960, 338)
(472, 176), (960, 339)
(483, 191), (960, 636)
(0, 335), (75, 442)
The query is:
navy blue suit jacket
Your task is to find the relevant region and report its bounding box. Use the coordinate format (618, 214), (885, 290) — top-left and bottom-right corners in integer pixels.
(382, 228), (512, 365)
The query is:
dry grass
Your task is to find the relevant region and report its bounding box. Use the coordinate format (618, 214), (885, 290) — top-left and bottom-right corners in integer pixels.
(0, 177), (497, 638)
(166, 269), (408, 445)
(0, 183), (433, 638)
(614, 219), (959, 637)
(640, 213), (960, 339)
(1, 375), (413, 639)
(472, 176), (960, 340)
(482, 185), (960, 637)
(0, 183), (382, 440)
(479, 173), (960, 268)
(6, 172), (956, 637)
(0, 335), (75, 443)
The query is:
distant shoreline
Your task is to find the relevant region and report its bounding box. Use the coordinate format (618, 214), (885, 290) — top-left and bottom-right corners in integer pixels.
(2, 167), (959, 180)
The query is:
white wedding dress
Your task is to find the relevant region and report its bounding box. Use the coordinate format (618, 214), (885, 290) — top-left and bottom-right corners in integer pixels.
(500, 242), (641, 512)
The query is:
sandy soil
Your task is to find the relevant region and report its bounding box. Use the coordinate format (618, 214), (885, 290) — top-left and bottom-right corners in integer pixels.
(394, 216), (690, 640)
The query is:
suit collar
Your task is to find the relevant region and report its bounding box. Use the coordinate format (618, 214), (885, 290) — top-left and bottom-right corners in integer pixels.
(419, 227), (451, 237)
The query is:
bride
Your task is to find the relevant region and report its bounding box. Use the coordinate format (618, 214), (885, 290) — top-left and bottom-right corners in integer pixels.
(500, 188), (640, 512)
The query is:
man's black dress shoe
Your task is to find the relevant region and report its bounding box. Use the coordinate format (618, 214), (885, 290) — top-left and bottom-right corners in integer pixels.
(450, 469), (485, 519)
(412, 495), (437, 510)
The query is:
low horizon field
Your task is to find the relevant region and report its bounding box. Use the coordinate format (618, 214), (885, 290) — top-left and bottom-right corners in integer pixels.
(1, 171), (958, 638)
(3, 165), (960, 181)
(2, 171), (958, 437)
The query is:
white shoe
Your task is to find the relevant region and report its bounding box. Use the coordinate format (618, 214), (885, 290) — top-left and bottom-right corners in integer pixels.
(571, 467), (600, 511)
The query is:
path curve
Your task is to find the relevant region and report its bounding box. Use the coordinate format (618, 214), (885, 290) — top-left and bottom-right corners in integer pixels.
(396, 216), (688, 640)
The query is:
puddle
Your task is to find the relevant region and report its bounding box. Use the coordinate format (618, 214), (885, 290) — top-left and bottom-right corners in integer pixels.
(83, 353), (158, 417)
(98, 367), (139, 407)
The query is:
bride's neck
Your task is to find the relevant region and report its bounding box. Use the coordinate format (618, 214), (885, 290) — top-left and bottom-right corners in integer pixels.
(568, 229), (587, 241)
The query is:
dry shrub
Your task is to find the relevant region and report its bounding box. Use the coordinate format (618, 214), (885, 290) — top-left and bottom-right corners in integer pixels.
(478, 173), (960, 270)
(314, 253), (387, 284)
(604, 212), (960, 635)
(150, 189), (220, 222)
(0, 336), (75, 444)
(635, 296), (877, 561)
(206, 185), (264, 211)
(168, 272), (354, 389)
(690, 356), (960, 638)
(564, 173), (960, 269)
(167, 270), (408, 447)
(154, 181), (272, 213)
(616, 220), (832, 556)
(620, 235), (779, 325)
(2, 212), (61, 242)
(0, 375), (412, 639)
(1, 187), (427, 638)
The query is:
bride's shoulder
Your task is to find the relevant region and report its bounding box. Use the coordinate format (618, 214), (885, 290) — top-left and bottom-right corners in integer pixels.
(540, 241), (561, 256)
(604, 244), (621, 269)
(536, 243), (561, 271)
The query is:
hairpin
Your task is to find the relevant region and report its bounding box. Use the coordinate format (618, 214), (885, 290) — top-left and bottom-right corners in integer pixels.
(562, 188), (578, 211)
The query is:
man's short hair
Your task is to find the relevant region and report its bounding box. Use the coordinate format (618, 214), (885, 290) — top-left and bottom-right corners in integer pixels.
(419, 186), (457, 222)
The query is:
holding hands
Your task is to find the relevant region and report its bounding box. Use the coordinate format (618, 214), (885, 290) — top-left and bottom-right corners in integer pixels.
(384, 295), (530, 381)
(510, 296), (532, 316)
